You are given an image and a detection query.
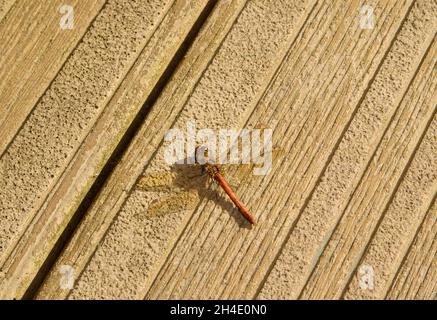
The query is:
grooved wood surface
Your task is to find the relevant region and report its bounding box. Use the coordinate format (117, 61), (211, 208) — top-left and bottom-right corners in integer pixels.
(0, 0), (435, 299)
(386, 198), (436, 300)
(0, 0), (106, 155)
(0, 0), (15, 21)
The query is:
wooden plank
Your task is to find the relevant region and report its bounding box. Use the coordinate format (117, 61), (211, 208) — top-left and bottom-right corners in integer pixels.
(300, 37), (437, 299)
(36, 0), (248, 300)
(0, 0), (15, 21)
(414, 255), (437, 299)
(0, 0), (213, 299)
(147, 0), (420, 300)
(0, 0), (106, 155)
(386, 198), (436, 300)
(258, 0), (436, 299)
(1, 0), (433, 301)
(413, 248), (436, 299)
(343, 113), (437, 299)
(37, 0), (318, 299)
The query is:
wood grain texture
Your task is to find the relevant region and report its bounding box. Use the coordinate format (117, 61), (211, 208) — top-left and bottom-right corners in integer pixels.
(149, 0), (416, 300)
(300, 36), (437, 299)
(0, 0), (434, 300)
(0, 0), (15, 21)
(37, 0), (318, 299)
(0, 0), (211, 299)
(36, 0), (248, 300)
(259, 0), (436, 299)
(343, 112), (437, 299)
(386, 198), (436, 300)
(0, 0), (106, 155)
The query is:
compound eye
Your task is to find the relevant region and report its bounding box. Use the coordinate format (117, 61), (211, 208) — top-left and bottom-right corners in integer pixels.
(195, 146), (209, 165)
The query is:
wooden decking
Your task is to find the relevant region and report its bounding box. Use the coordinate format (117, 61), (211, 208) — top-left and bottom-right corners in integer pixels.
(0, 0), (435, 299)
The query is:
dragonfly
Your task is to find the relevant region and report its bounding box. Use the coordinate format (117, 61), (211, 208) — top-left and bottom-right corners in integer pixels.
(198, 151), (256, 225)
(135, 146), (283, 226)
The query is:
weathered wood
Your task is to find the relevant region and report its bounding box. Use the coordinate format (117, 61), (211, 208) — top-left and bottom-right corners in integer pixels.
(0, 0), (212, 299)
(1, 0), (434, 300)
(38, 0), (317, 299)
(0, 0), (15, 22)
(343, 112), (437, 299)
(150, 0), (418, 299)
(300, 37), (437, 299)
(259, 0), (436, 299)
(36, 0), (248, 300)
(386, 199), (436, 300)
(0, 0), (106, 155)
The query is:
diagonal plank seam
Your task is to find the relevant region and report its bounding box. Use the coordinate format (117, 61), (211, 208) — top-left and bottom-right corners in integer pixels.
(299, 34), (437, 299)
(0, 0), (108, 158)
(0, 0), (16, 23)
(24, 0), (219, 299)
(385, 193), (437, 299)
(149, 0), (324, 299)
(62, 0), (223, 300)
(35, 0), (250, 300)
(255, 0), (417, 299)
(220, 1), (368, 299)
(144, 0), (320, 300)
(149, 0), (416, 300)
(65, 0), (245, 300)
(0, 0), (176, 270)
(342, 109), (437, 298)
(150, 0), (418, 300)
(337, 39), (436, 298)
(257, 0), (436, 299)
